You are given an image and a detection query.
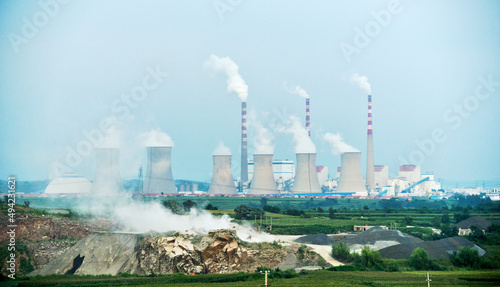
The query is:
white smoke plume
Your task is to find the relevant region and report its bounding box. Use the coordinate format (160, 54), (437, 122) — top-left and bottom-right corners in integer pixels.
(284, 82), (309, 99)
(350, 73), (371, 94)
(96, 117), (122, 148)
(213, 141), (231, 156)
(323, 132), (359, 155)
(138, 128), (174, 147)
(279, 115), (316, 153)
(75, 196), (272, 242)
(204, 55), (248, 102)
(248, 111), (274, 154)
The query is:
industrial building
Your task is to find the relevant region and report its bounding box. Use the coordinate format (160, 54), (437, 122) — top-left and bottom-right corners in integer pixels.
(337, 152), (368, 195)
(45, 174), (91, 194)
(90, 148), (124, 194)
(247, 154), (278, 195)
(208, 154), (237, 194)
(292, 153), (322, 194)
(374, 165), (389, 188)
(399, 165), (421, 184)
(143, 146), (177, 194)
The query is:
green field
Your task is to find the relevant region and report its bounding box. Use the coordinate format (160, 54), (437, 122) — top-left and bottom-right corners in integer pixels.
(3, 270), (499, 286)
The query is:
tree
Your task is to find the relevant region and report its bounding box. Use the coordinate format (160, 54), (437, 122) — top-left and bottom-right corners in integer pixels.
(263, 205), (280, 213)
(468, 225), (486, 242)
(360, 246), (382, 268)
(403, 216), (413, 226)
(328, 207), (336, 219)
(363, 205), (369, 210)
(454, 210), (470, 223)
(205, 203), (218, 210)
(441, 211), (451, 225)
(409, 248), (432, 270)
(317, 207), (324, 213)
(440, 225), (458, 238)
(432, 216), (441, 228)
(386, 260), (400, 272)
(260, 197), (268, 207)
(331, 242), (350, 262)
(234, 205), (264, 220)
(163, 199), (183, 214)
(182, 199), (197, 211)
(450, 247), (482, 268)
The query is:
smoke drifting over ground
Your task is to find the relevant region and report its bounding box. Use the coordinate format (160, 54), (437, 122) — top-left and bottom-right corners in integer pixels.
(280, 116), (316, 153)
(248, 111), (274, 155)
(75, 195), (272, 242)
(204, 55), (248, 102)
(323, 132), (359, 154)
(213, 141), (231, 155)
(350, 73), (371, 94)
(138, 129), (174, 147)
(284, 83), (309, 99)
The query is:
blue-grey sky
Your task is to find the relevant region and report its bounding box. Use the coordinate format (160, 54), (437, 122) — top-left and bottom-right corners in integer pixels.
(1, 0), (499, 186)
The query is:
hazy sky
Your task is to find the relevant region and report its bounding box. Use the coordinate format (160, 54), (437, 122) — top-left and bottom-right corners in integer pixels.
(1, 0), (499, 186)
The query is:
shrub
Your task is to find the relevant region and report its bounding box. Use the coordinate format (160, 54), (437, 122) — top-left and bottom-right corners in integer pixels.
(386, 259), (400, 272)
(331, 242), (350, 262)
(361, 246), (382, 268)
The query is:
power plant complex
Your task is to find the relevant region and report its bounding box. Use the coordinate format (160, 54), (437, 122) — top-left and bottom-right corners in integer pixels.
(47, 73), (449, 198)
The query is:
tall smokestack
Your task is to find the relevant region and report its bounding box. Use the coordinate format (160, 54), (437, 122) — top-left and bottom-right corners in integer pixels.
(306, 98), (310, 137)
(337, 152), (367, 194)
(292, 153), (321, 193)
(143, 146), (176, 194)
(90, 148), (124, 194)
(247, 154), (278, 195)
(208, 155), (237, 194)
(366, 95), (375, 191)
(241, 101), (248, 184)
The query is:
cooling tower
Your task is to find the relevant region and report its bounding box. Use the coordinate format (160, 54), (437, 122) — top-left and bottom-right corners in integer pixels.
(208, 155), (237, 194)
(241, 101), (249, 184)
(306, 98), (310, 137)
(337, 152), (367, 193)
(90, 148), (124, 194)
(292, 153), (321, 194)
(143, 146), (176, 194)
(366, 95), (375, 191)
(247, 154), (278, 195)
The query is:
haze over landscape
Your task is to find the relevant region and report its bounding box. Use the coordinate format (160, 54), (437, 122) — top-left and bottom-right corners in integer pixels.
(1, 0), (499, 188)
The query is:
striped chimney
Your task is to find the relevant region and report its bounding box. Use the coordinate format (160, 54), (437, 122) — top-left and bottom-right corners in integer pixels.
(306, 98), (310, 137)
(366, 95), (375, 191)
(241, 101), (248, 183)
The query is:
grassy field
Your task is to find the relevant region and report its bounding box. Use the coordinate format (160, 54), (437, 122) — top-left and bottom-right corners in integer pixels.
(3, 270), (499, 286)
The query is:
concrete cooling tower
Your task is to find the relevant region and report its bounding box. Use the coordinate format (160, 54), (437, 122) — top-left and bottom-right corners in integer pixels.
(292, 153), (321, 194)
(208, 155), (237, 194)
(90, 148), (124, 194)
(247, 154), (278, 195)
(337, 152), (367, 195)
(143, 146), (176, 194)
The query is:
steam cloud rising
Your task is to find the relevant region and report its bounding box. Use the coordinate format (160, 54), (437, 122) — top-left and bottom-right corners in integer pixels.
(323, 132), (359, 155)
(138, 129), (174, 147)
(204, 55), (248, 102)
(248, 111), (274, 154)
(350, 73), (371, 94)
(284, 82), (309, 99)
(213, 141), (232, 156)
(280, 116), (316, 153)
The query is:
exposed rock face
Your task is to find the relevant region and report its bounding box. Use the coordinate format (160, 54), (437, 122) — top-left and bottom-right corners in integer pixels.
(31, 229), (324, 276)
(139, 234), (205, 274)
(201, 230), (249, 273)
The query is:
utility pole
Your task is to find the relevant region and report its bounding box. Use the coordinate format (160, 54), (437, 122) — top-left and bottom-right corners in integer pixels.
(426, 272), (431, 287)
(265, 270), (268, 287)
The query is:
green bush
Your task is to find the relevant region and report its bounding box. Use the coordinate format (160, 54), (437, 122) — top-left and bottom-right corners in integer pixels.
(386, 259), (400, 272)
(361, 246), (382, 268)
(331, 242), (350, 262)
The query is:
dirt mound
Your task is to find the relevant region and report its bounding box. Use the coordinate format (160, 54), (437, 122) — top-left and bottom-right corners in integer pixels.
(341, 226), (423, 253)
(295, 233), (333, 245)
(379, 236), (487, 260)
